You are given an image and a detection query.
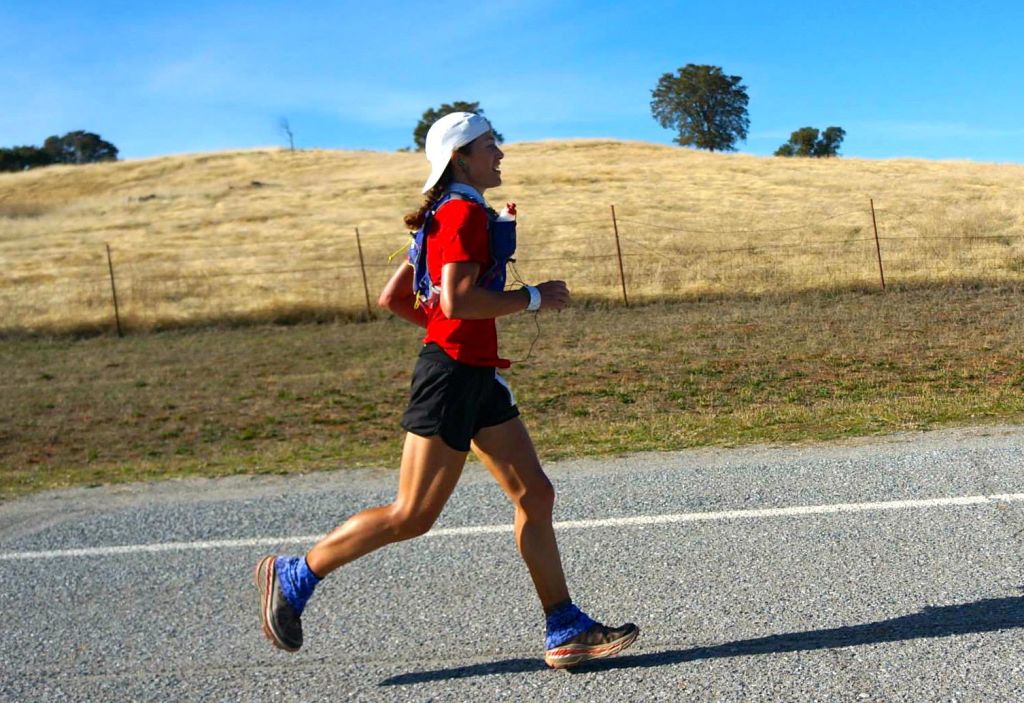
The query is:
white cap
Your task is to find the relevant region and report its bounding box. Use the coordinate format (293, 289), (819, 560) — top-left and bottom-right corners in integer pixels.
(422, 112), (492, 193)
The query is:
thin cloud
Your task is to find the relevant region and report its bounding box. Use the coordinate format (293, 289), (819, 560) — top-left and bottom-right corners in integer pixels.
(851, 120), (1024, 141)
(147, 53), (236, 99)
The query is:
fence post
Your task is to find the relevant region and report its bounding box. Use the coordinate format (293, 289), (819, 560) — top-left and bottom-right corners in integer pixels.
(870, 198), (886, 291)
(355, 228), (373, 318)
(610, 205), (629, 307)
(105, 243), (124, 337)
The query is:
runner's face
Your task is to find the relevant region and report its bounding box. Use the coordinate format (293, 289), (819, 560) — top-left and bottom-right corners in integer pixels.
(455, 131), (503, 193)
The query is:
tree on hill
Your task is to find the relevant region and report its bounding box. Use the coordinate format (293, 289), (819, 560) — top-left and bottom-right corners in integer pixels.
(43, 131), (119, 164)
(650, 64), (750, 152)
(0, 146), (51, 172)
(816, 126), (846, 157)
(412, 102), (504, 151)
(1, 131), (119, 172)
(775, 126), (845, 157)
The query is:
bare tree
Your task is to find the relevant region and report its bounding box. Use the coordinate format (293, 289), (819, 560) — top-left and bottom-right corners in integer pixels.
(278, 118), (295, 152)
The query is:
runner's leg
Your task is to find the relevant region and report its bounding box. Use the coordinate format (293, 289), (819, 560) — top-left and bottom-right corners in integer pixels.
(305, 432), (468, 576)
(470, 417), (570, 610)
(471, 416), (639, 668)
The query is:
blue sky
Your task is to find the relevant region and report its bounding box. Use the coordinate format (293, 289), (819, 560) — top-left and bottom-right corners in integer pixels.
(3, 0), (1023, 162)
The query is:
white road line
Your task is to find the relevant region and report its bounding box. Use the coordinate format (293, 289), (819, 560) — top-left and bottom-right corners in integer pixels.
(3, 492), (1024, 562)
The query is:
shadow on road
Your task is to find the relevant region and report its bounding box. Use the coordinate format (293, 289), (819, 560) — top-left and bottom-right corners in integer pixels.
(379, 594), (1024, 685)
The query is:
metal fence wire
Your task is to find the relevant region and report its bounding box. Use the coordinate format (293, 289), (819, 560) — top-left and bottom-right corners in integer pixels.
(2, 199), (1023, 333)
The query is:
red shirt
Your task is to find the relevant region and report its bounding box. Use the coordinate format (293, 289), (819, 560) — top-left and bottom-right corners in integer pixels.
(422, 199), (510, 368)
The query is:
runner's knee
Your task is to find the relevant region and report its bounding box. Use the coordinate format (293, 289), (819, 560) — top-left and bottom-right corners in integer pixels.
(387, 503), (439, 540)
(517, 476), (555, 521)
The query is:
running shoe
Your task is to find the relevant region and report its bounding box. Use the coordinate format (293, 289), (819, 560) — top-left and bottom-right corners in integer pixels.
(544, 621), (639, 669)
(254, 555), (303, 652)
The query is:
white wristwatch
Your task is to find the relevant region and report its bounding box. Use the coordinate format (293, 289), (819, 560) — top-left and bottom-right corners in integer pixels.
(523, 285), (541, 312)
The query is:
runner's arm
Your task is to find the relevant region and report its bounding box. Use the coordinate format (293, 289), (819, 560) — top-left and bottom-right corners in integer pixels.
(441, 262), (570, 319)
(378, 262), (428, 328)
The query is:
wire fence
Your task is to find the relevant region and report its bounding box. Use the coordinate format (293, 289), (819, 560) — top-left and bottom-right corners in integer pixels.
(2, 198), (1023, 334)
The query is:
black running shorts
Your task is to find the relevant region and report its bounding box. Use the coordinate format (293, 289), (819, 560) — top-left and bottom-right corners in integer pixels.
(400, 342), (520, 451)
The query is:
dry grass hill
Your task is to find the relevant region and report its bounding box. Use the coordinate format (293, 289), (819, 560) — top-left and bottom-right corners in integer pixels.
(2, 140), (1024, 333)
(4, 141), (1024, 495)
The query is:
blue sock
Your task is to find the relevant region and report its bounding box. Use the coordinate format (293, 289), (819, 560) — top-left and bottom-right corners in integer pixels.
(275, 556), (321, 615)
(545, 601), (597, 649)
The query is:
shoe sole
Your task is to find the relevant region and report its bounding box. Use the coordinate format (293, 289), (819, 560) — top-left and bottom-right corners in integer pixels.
(254, 555), (300, 653)
(544, 625), (639, 669)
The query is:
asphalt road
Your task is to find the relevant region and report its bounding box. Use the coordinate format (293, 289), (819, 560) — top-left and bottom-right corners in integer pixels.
(3, 425), (1024, 702)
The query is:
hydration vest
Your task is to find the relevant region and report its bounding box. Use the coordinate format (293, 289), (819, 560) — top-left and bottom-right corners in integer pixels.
(408, 189), (517, 309)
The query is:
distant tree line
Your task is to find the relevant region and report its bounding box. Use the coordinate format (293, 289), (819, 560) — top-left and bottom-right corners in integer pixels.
(411, 65), (846, 160)
(647, 63), (845, 157)
(0, 131), (119, 172)
(7, 84), (846, 168)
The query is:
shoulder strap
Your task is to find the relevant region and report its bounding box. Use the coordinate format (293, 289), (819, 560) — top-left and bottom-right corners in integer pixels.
(427, 191), (458, 218)
(438, 188), (495, 218)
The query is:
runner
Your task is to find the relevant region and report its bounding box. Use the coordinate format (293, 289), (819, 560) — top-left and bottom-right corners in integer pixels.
(255, 112), (638, 669)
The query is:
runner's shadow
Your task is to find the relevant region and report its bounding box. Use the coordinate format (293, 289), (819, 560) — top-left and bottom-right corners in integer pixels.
(379, 595), (1024, 685)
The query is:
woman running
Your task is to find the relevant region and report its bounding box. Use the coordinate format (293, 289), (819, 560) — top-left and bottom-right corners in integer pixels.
(255, 111), (638, 669)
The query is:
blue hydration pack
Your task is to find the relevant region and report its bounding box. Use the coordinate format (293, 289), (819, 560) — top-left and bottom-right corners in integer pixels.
(408, 190), (517, 309)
